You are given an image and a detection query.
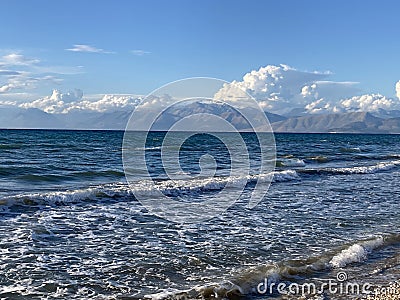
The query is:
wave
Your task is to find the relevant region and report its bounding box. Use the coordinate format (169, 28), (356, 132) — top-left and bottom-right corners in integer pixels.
(133, 146), (162, 151)
(0, 170), (299, 212)
(131, 171), (298, 198)
(329, 237), (384, 268)
(305, 153), (400, 164)
(270, 170), (299, 182)
(307, 155), (329, 163)
(277, 158), (306, 167)
(2, 159), (399, 212)
(145, 234), (400, 299)
(340, 146), (361, 153)
(299, 159), (400, 176)
(328, 160), (400, 174)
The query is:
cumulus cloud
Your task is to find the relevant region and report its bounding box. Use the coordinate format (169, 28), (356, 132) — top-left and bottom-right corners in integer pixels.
(19, 89), (83, 113)
(304, 82), (400, 114)
(19, 89), (142, 113)
(215, 64), (399, 114)
(66, 94), (141, 112)
(214, 64), (330, 113)
(301, 81), (360, 101)
(7, 64), (400, 116)
(66, 44), (114, 54)
(340, 94), (398, 112)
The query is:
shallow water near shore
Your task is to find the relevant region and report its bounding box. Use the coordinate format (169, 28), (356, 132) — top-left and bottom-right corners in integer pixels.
(0, 130), (399, 299)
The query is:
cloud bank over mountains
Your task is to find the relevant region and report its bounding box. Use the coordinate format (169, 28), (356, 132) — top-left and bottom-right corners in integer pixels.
(1, 64), (400, 129)
(18, 89), (142, 113)
(215, 64), (400, 114)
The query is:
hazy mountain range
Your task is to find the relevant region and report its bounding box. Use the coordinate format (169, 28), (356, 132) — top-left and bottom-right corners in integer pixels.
(2, 103), (400, 134)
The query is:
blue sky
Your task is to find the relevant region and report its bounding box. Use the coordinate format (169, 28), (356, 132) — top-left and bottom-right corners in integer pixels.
(1, 0), (399, 100)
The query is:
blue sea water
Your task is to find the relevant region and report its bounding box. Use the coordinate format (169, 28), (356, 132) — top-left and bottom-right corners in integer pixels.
(0, 129), (399, 299)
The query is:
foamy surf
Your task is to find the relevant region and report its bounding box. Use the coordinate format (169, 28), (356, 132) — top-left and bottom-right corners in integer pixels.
(329, 237), (384, 268)
(331, 160), (400, 174)
(277, 158), (306, 167)
(299, 159), (400, 176)
(0, 170), (299, 213)
(3, 157), (400, 214)
(145, 235), (400, 300)
(5, 157), (400, 213)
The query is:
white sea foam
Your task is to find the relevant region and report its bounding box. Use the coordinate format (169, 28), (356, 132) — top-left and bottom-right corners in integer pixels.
(329, 244), (367, 268)
(331, 160), (400, 174)
(329, 237), (384, 268)
(280, 158), (306, 167)
(0, 170), (299, 209)
(271, 170), (299, 182)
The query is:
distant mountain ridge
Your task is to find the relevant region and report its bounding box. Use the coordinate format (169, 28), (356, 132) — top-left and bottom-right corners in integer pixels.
(2, 104), (400, 134)
(272, 111), (400, 134)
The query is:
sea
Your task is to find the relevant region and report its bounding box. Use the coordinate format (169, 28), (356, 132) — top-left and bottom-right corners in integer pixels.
(0, 129), (399, 299)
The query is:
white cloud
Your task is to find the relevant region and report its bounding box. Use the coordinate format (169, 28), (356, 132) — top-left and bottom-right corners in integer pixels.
(215, 64), (399, 114)
(131, 50), (151, 56)
(0, 75), (36, 93)
(340, 94), (398, 112)
(0, 70), (22, 76)
(0, 100), (17, 107)
(5, 64), (400, 116)
(0, 52), (79, 97)
(215, 64), (335, 113)
(303, 83), (400, 113)
(304, 93), (400, 114)
(0, 74), (61, 94)
(18, 89), (142, 113)
(0, 84), (12, 93)
(66, 94), (142, 112)
(0, 53), (40, 66)
(301, 81), (360, 101)
(19, 89), (83, 113)
(66, 44), (114, 54)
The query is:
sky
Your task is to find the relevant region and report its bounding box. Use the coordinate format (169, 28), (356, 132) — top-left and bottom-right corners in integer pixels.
(0, 0), (400, 112)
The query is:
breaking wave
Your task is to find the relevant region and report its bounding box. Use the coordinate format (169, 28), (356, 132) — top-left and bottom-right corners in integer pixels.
(299, 159), (400, 175)
(277, 158), (306, 167)
(0, 170), (299, 213)
(146, 235), (400, 299)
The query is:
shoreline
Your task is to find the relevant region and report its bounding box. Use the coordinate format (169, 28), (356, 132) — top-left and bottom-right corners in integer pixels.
(366, 281), (400, 300)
